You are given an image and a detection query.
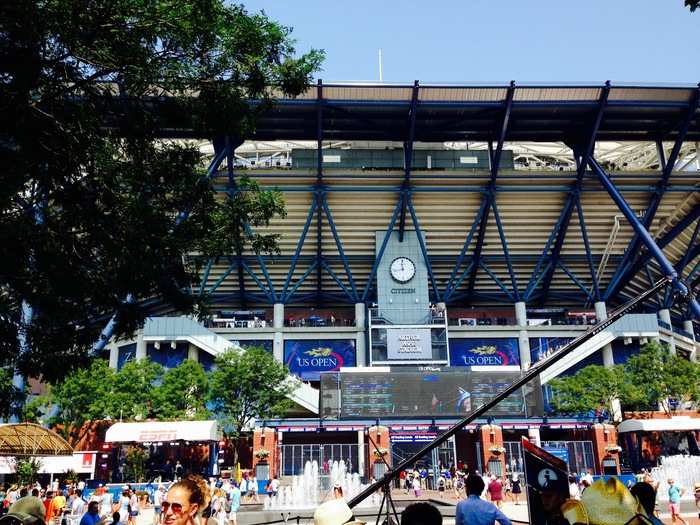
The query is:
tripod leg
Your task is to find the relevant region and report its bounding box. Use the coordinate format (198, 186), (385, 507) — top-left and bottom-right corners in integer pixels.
(374, 491), (386, 525)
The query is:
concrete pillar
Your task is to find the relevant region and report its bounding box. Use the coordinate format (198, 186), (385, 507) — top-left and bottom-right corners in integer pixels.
(590, 423), (619, 475)
(355, 303), (367, 367)
(514, 302), (531, 369)
(527, 427), (541, 447)
(595, 301), (615, 367)
(273, 303), (284, 329)
(357, 430), (365, 478)
(188, 344), (199, 361)
(514, 301), (527, 326)
(367, 426), (391, 480)
(135, 330), (147, 360)
(109, 345), (119, 369)
(273, 332), (283, 362)
(683, 320), (697, 362)
(658, 308), (676, 354)
(252, 427), (279, 479)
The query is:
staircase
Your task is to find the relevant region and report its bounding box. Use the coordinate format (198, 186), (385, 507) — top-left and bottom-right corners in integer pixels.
(142, 316), (319, 414)
(539, 314), (659, 384)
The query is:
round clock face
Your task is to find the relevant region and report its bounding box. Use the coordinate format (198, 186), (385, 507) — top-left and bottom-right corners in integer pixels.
(390, 257), (416, 283)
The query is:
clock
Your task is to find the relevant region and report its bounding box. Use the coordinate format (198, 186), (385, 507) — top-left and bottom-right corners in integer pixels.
(390, 257), (416, 283)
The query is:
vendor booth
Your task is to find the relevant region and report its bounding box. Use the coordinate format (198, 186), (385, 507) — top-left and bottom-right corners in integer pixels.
(104, 420), (222, 481)
(618, 416), (700, 471)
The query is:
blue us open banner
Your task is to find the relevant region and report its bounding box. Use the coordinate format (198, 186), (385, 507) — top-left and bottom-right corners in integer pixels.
(284, 340), (356, 380)
(448, 338), (520, 366)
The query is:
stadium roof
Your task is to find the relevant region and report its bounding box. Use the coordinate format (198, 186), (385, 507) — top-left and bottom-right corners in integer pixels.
(245, 82), (700, 143)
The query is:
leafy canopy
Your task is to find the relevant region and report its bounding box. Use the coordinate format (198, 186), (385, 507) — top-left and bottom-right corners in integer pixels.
(0, 0), (323, 384)
(549, 341), (700, 419)
(207, 347), (294, 440)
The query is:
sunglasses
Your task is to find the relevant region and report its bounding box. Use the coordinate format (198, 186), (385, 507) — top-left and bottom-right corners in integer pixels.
(161, 502), (184, 514)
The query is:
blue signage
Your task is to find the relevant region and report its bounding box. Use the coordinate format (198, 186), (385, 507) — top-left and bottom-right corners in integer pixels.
(529, 337), (573, 364)
(543, 447), (569, 465)
(449, 338), (520, 367)
(284, 340), (356, 380)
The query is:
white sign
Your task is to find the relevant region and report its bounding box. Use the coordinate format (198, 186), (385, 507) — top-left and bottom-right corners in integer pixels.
(323, 155), (341, 163)
(387, 328), (432, 360)
(459, 156), (479, 164)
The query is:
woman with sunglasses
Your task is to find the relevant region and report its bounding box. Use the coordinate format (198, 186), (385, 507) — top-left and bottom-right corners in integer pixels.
(163, 477), (210, 525)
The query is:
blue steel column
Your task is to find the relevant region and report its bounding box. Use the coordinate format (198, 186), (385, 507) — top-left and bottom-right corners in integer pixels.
(465, 81), (515, 301)
(538, 82), (610, 301)
(315, 80), (324, 302)
(225, 136), (249, 308)
(605, 87), (700, 301)
(587, 157), (700, 320)
(398, 81), (420, 243)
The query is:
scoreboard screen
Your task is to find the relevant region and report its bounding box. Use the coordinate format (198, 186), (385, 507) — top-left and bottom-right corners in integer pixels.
(320, 367), (542, 419)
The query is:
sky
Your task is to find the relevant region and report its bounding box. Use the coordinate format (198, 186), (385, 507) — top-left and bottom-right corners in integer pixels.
(240, 0), (700, 85)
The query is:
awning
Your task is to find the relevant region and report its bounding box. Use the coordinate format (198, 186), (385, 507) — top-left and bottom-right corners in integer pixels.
(105, 420), (221, 443)
(617, 416), (700, 433)
(0, 423), (73, 457)
(0, 452), (96, 476)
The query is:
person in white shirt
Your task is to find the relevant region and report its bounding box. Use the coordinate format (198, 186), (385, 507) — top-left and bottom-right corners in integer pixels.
(568, 476), (581, 501)
(153, 486), (165, 525)
(71, 489), (87, 517)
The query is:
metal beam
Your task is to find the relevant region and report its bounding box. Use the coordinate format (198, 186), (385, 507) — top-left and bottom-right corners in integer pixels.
(398, 81), (420, 243)
(489, 199), (519, 301)
(406, 194), (440, 301)
(362, 196), (404, 302)
(321, 196), (358, 301)
(281, 200), (318, 297)
(444, 200), (488, 300)
(539, 83), (611, 301)
(575, 195), (600, 301)
(315, 80), (324, 301)
(465, 82), (516, 301)
(606, 87), (700, 300)
(588, 156), (700, 319)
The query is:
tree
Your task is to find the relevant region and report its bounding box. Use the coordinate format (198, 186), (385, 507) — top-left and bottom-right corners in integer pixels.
(686, 0), (699, 12)
(0, 1), (323, 382)
(14, 457), (42, 486)
(123, 446), (148, 483)
(207, 347), (294, 464)
(153, 359), (209, 420)
(624, 341), (700, 416)
(549, 364), (627, 418)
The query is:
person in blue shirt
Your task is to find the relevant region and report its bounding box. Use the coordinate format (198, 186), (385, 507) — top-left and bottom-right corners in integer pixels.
(456, 475), (511, 525)
(80, 501), (102, 525)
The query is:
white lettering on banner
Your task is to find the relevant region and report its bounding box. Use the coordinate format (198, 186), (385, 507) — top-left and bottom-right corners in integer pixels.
(137, 430), (178, 443)
(295, 357), (338, 368)
(387, 328), (432, 360)
(390, 288), (416, 294)
(461, 355), (504, 366)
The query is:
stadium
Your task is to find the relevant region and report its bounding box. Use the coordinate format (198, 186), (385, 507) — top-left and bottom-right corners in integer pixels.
(99, 82), (699, 484)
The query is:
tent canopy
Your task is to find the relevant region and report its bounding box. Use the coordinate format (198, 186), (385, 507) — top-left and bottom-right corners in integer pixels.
(105, 420), (221, 443)
(0, 423), (73, 457)
(617, 416), (700, 433)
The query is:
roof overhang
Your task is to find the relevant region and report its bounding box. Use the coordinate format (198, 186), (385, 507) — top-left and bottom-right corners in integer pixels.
(0, 423), (73, 457)
(617, 416), (700, 433)
(105, 420), (221, 443)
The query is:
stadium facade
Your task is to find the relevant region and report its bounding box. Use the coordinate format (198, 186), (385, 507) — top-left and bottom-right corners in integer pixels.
(102, 82), (700, 480)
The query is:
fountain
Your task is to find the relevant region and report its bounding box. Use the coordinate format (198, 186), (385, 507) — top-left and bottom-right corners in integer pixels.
(650, 455), (700, 500)
(264, 459), (380, 510)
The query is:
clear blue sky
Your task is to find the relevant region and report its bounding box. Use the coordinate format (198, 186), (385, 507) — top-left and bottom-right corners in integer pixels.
(241, 0), (700, 85)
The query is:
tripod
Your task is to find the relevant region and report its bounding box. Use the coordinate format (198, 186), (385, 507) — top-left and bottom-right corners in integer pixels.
(367, 435), (400, 525)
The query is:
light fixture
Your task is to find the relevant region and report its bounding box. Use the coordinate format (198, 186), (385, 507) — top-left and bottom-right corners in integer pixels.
(154, 341), (160, 349)
(170, 341), (177, 349)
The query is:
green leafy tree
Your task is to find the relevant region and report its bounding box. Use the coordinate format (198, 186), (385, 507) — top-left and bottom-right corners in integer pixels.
(624, 341), (700, 415)
(686, 0), (699, 12)
(14, 457), (43, 485)
(153, 359), (209, 420)
(549, 364), (627, 418)
(0, 368), (24, 420)
(208, 347), (294, 464)
(123, 446), (148, 483)
(0, 1), (323, 383)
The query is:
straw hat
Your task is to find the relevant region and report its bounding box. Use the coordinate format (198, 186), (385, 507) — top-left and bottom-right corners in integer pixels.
(313, 500), (356, 525)
(562, 478), (643, 525)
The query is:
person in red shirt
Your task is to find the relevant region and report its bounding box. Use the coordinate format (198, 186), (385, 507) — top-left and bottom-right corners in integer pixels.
(487, 476), (504, 508)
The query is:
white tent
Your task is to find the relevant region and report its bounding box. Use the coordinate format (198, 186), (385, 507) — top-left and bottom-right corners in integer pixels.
(105, 420), (221, 443)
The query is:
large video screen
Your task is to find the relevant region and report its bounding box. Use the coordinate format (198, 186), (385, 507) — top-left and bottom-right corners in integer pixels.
(320, 368), (542, 419)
